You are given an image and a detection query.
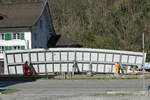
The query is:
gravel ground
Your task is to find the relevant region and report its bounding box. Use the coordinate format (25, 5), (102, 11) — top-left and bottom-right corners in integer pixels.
(0, 94), (150, 100)
(0, 79), (150, 100)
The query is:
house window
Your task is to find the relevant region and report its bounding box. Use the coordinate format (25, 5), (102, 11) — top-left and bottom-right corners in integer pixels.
(13, 32), (24, 40)
(13, 46), (20, 50)
(13, 33), (17, 39)
(0, 33), (4, 40)
(0, 33), (5, 40)
(13, 32), (19, 39)
(13, 32), (20, 39)
(2, 34), (4, 40)
(0, 32), (25, 40)
(13, 46), (16, 50)
(2, 46), (4, 51)
(0, 46), (4, 53)
(17, 33), (20, 39)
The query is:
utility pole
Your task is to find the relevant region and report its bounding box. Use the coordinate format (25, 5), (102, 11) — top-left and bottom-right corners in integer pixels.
(142, 32), (145, 90)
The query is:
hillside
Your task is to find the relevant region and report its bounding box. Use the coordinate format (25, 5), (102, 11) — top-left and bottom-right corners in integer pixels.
(1, 0), (150, 53)
(48, 0), (150, 52)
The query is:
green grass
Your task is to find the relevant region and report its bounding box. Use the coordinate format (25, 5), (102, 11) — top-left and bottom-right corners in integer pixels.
(0, 88), (20, 94)
(0, 89), (12, 94)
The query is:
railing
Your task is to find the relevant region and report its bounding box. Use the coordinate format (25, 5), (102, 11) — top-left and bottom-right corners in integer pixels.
(3, 48), (146, 75)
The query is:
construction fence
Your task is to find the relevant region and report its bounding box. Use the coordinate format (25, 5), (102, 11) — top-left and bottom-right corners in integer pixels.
(3, 48), (146, 75)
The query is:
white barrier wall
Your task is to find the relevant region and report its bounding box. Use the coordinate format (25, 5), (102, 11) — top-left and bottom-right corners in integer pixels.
(4, 48), (146, 75)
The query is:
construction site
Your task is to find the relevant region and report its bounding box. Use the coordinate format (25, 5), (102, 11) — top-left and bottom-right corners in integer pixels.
(0, 0), (150, 100)
(0, 48), (150, 100)
(0, 48), (147, 75)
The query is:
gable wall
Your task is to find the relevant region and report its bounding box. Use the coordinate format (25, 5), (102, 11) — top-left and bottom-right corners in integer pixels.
(31, 4), (54, 49)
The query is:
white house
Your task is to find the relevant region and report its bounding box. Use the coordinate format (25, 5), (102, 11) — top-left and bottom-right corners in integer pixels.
(0, 0), (56, 60)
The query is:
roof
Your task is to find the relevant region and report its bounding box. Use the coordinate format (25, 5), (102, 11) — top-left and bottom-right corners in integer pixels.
(0, 1), (47, 28)
(56, 35), (82, 47)
(47, 35), (82, 47)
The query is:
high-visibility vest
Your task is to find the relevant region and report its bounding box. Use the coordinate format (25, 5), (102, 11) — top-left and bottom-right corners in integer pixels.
(115, 62), (119, 73)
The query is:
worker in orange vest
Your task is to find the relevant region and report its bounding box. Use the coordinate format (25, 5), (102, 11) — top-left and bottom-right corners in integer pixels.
(24, 61), (29, 76)
(115, 61), (119, 74)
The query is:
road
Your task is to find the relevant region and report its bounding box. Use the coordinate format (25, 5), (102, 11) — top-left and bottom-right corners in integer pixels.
(0, 79), (150, 100)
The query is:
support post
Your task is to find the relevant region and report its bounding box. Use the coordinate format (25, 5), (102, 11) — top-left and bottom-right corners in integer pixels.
(72, 61), (75, 76)
(3, 51), (9, 75)
(87, 61), (92, 76)
(142, 32), (145, 90)
(89, 61), (92, 72)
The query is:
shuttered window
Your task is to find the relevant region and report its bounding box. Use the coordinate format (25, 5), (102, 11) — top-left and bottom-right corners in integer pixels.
(5, 33), (12, 40)
(20, 46), (25, 50)
(3, 32), (24, 40)
(4, 46), (8, 50)
(20, 32), (24, 40)
(5, 33), (9, 40)
(5, 46), (12, 50)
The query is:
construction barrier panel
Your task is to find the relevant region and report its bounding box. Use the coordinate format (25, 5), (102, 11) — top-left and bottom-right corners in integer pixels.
(3, 48), (146, 75)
